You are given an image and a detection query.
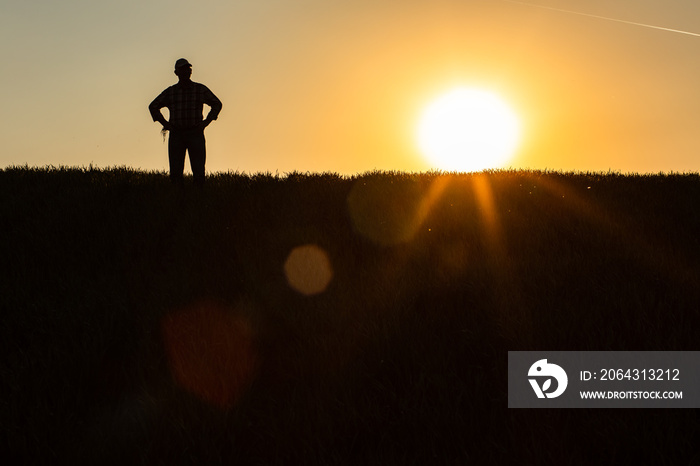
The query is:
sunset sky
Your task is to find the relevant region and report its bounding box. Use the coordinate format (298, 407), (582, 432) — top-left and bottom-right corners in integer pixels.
(2, 0), (700, 175)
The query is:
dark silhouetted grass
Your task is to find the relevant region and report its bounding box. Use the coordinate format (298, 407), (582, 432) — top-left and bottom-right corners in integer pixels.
(2, 166), (699, 464)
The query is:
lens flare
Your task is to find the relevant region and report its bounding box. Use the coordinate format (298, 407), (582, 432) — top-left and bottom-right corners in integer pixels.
(284, 244), (334, 296)
(161, 300), (257, 409)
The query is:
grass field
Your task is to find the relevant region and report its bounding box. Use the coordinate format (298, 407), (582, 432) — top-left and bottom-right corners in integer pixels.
(2, 166), (699, 464)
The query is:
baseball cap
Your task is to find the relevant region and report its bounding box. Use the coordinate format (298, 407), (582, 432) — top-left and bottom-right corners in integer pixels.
(174, 58), (192, 70)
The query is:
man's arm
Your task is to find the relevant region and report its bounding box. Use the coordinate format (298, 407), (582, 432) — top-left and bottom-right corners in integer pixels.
(148, 89), (172, 130)
(201, 85), (222, 125)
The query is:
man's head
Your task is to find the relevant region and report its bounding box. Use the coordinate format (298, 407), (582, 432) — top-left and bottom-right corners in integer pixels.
(174, 58), (192, 80)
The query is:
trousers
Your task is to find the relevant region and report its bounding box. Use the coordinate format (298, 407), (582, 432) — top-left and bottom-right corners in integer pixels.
(168, 128), (206, 186)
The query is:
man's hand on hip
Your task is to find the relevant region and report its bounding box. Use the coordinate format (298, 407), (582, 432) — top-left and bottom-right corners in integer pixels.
(158, 118), (173, 131)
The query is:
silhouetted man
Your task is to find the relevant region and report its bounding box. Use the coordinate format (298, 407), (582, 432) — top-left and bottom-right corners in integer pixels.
(149, 58), (222, 187)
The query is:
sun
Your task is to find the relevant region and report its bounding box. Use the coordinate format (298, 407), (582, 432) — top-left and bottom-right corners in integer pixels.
(417, 87), (521, 172)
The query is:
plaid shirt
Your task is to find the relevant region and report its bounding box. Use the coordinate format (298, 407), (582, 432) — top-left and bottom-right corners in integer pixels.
(149, 81), (222, 129)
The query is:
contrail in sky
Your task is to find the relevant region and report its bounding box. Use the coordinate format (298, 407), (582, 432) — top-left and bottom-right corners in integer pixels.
(501, 0), (700, 38)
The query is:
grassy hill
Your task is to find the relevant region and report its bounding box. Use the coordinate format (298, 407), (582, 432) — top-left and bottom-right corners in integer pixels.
(2, 166), (699, 464)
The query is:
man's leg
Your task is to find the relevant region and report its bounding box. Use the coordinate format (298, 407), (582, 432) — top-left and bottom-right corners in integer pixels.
(168, 131), (187, 186)
(188, 130), (207, 187)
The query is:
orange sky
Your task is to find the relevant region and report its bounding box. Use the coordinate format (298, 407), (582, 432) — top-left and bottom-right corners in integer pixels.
(2, 0), (700, 175)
